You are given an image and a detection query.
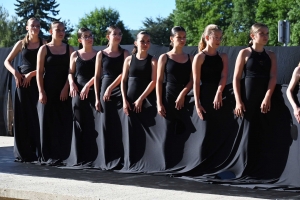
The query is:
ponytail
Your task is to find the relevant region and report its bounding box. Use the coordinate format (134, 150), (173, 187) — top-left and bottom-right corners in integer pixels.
(248, 39), (253, 47)
(21, 32), (30, 49)
(198, 34), (206, 52)
(198, 24), (222, 53)
(132, 45), (138, 54)
(78, 43), (83, 49)
(169, 42), (174, 51)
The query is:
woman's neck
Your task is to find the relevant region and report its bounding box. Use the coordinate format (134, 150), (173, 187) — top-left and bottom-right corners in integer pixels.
(170, 46), (183, 54)
(49, 39), (63, 46)
(28, 34), (39, 43)
(203, 45), (217, 56)
(136, 51), (148, 59)
(107, 44), (120, 52)
(251, 43), (264, 52)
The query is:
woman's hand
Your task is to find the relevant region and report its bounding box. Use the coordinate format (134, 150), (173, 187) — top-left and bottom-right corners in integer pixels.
(95, 99), (101, 112)
(39, 91), (47, 104)
(80, 84), (90, 100)
(69, 82), (79, 98)
(14, 71), (24, 88)
(196, 105), (206, 120)
(22, 72), (33, 88)
(234, 101), (246, 117)
(123, 100), (131, 115)
(133, 98), (143, 113)
(175, 94), (185, 110)
(157, 104), (166, 118)
(213, 91), (223, 110)
(261, 96), (271, 113)
(60, 85), (69, 101)
(293, 107), (300, 123)
(103, 87), (112, 102)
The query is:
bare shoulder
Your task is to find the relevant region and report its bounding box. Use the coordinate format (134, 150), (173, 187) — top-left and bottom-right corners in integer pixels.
(70, 51), (77, 60)
(124, 55), (132, 63)
(96, 50), (103, 58)
(158, 53), (168, 62)
(294, 66), (300, 75)
(266, 50), (276, 59)
(151, 56), (158, 63)
(194, 51), (206, 61)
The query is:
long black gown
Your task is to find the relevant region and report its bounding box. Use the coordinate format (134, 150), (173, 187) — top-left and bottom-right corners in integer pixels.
(13, 38), (43, 162)
(181, 47), (291, 184)
(92, 51), (125, 170)
(119, 54), (164, 172)
(169, 52), (238, 175)
(161, 54), (196, 170)
(38, 45), (73, 165)
(67, 51), (98, 166)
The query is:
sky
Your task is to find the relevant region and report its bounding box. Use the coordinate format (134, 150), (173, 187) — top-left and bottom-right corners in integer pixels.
(0, 0), (176, 30)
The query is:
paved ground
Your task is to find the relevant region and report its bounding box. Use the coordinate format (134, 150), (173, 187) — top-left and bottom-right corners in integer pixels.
(0, 136), (299, 200)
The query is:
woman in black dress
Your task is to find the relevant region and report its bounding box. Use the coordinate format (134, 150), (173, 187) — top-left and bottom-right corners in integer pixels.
(94, 25), (130, 170)
(120, 31), (160, 172)
(232, 23), (279, 178)
(4, 17), (45, 162)
(36, 21), (74, 165)
(156, 26), (194, 170)
(67, 28), (98, 166)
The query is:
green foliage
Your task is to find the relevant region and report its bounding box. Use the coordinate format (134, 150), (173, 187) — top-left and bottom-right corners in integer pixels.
(139, 15), (174, 46)
(173, 0), (233, 46)
(288, 0), (300, 45)
(0, 6), (18, 47)
(69, 7), (133, 46)
(223, 0), (257, 46)
(14, 0), (73, 43)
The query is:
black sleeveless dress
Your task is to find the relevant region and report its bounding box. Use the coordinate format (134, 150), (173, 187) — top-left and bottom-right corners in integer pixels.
(119, 54), (163, 172)
(38, 44), (72, 165)
(67, 51), (98, 166)
(14, 38), (43, 162)
(92, 51), (125, 170)
(162, 54), (196, 170)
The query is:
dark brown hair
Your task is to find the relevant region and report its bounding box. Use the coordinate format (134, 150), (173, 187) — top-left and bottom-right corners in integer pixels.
(77, 27), (91, 49)
(169, 26), (186, 50)
(132, 31), (150, 54)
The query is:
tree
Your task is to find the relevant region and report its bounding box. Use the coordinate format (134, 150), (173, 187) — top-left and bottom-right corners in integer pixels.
(0, 6), (18, 47)
(139, 15), (174, 46)
(255, 0), (294, 46)
(288, 0), (300, 46)
(69, 7), (134, 47)
(223, 0), (258, 46)
(173, 0), (233, 46)
(14, 0), (73, 42)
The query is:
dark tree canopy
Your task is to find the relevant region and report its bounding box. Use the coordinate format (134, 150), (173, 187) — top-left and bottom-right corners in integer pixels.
(139, 15), (174, 46)
(14, 0), (73, 43)
(69, 7), (134, 47)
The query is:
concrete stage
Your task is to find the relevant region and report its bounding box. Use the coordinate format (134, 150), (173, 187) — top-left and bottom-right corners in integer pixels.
(0, 136), (299, 200)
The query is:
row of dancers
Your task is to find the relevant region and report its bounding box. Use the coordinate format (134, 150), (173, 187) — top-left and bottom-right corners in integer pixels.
(4, 17), (299, 179)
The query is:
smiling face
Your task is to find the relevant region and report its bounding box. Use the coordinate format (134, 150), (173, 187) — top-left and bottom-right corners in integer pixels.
(135, 33), (150, 52)
(107, 28), (123, 46)
(50, 22), (65, 40)
(26, 19), (40, 36)
(171, 31), (186, 48)
(251, 27), (269, 45)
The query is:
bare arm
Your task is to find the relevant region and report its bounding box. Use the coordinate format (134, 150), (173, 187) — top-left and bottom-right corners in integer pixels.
(260, 50), (277, 113)
(60, 46), (74, 101)
(121, 56), (132, 115)
(213, 53), (229, 110)
(133, 57), (158, 113)
(4, 41), (23, 88)
(233, 49), (247, 117)
(36, 45), (47, 104)
(175, 55), (194, 110)
(287, 66), (300, 123)
(68, 51), (79, 97)
(192, 53), (206, 119)
(156, 54), (167, 117)
(94, 51), (103, 111)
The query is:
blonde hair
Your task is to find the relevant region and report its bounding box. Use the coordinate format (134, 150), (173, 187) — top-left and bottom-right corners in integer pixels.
(22, 17), (40, 49)
(248, 23), (268, 47)
(198, 24), (222, 52)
